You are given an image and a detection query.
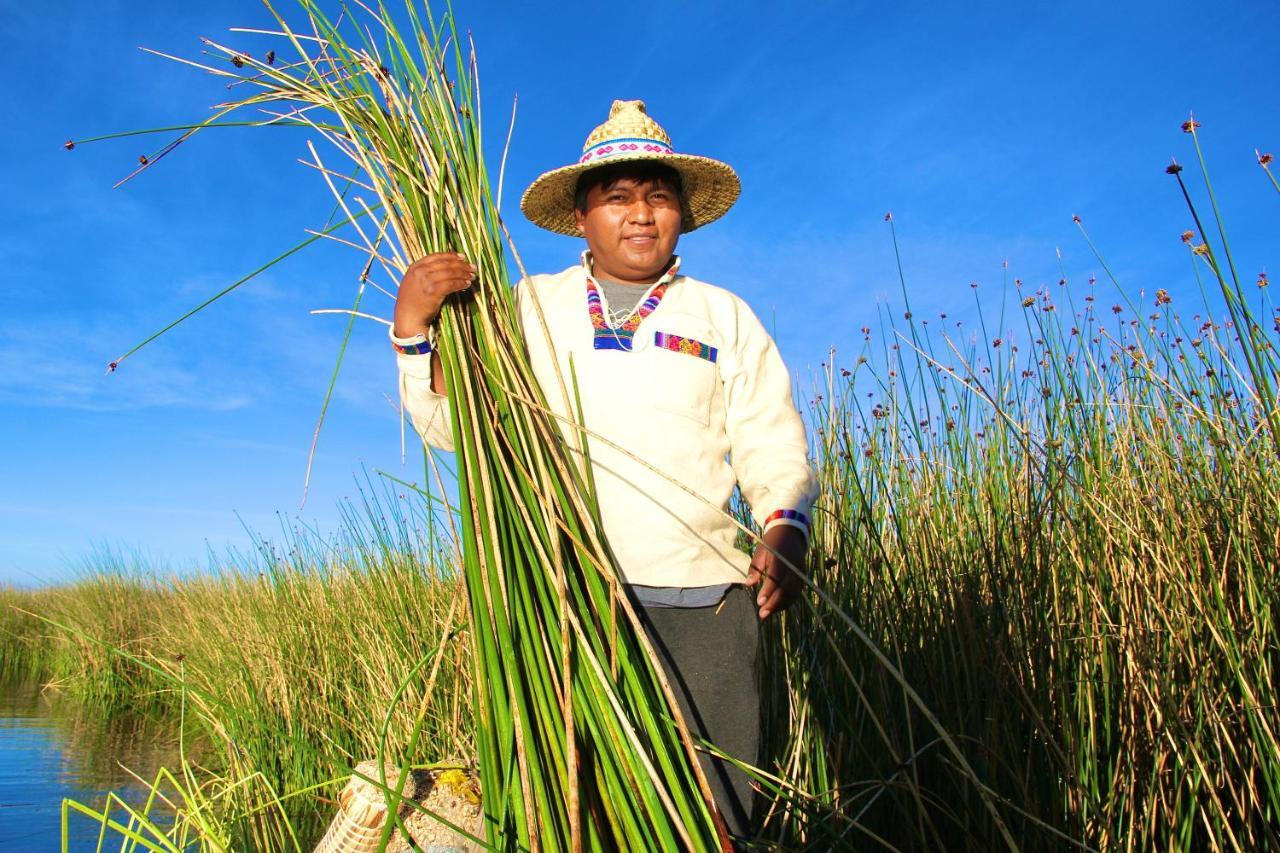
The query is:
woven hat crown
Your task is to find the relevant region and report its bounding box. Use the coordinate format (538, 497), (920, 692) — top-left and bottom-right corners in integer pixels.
(583, 100), (671, 152)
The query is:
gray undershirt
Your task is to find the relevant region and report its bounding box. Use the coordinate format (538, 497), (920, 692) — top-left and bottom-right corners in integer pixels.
(596, 277), (650, 326)
(596, 277), (732, 609)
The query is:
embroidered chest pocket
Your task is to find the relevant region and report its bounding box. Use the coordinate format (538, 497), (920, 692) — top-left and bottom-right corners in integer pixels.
(640, 315), (721, 427)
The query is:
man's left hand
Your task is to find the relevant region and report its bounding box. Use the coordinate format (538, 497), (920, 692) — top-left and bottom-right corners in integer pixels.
(745, 525), (808, 620)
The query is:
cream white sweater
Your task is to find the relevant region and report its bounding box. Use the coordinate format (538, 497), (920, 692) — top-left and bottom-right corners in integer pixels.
(396, 255), (819, 588)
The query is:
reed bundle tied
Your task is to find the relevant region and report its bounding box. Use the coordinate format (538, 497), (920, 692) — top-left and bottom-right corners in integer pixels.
(87, 1), (733, 849)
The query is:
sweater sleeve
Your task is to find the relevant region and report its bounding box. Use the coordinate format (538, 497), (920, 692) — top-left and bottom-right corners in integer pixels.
(721, 298), (819, 542)
(393, 326), (455, 452)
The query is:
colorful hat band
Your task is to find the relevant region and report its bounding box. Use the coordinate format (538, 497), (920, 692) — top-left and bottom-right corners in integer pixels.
(580, 137), (674, 164)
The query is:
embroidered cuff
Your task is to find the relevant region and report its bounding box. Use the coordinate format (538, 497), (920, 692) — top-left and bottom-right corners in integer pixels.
(390, 326), (436, 382)
(390, 330), (432, 355)
(763, 508), (811, 543)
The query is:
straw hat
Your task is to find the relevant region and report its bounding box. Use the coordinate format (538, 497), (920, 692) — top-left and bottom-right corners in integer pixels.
(520, 100), (740, 236)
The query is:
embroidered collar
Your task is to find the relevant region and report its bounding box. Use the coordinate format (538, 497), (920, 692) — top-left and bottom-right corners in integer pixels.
(581, 251), (681, 351)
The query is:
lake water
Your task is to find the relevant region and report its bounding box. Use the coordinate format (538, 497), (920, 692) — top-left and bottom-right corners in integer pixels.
(0, 684), (183, 851)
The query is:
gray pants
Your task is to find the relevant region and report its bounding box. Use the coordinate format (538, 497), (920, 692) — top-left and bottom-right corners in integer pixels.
(635, 585), (761, 840)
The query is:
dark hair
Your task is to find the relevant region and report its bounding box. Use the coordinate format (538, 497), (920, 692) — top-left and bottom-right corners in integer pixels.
(572, 161), (684, 213)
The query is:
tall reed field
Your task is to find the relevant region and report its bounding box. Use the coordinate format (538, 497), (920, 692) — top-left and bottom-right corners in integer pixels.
(756, 144), (1279, 848)
(5, 0), (1276, 848)
(8, 144), (1278, 846)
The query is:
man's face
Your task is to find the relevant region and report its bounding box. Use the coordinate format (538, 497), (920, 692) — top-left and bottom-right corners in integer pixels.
(574, 175), (682, 284)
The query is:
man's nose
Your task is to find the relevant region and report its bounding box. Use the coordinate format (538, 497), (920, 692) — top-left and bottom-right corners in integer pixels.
(627, 198), (655, 223)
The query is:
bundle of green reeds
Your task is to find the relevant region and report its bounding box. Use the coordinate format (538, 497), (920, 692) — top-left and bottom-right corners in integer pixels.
(77, 1), (728, 849)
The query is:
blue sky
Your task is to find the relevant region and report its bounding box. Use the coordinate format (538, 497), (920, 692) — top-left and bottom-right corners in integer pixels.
(2, 0), (1276, 584)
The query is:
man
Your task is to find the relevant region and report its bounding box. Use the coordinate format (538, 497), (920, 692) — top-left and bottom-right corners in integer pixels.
(391, 100), (818, 840)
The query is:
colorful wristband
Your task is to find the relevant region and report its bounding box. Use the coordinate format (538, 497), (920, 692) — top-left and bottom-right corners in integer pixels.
(392, 335), (432, 355)
(763, 509), (812, 544)
(765, 508), (811, 529)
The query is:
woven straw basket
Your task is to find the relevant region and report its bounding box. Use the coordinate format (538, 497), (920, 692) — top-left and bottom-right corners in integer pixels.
(313, 760), (481, 853)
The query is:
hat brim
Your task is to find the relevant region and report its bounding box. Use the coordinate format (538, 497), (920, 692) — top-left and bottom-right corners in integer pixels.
(520, 153), (741, 237)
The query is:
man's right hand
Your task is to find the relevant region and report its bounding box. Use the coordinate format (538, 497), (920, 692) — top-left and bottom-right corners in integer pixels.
(393, 252), (476, 338)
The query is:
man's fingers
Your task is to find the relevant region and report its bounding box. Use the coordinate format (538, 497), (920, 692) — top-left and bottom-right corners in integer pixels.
(758, 557), (803, 619)
(759, 584), (793, 619)
(414, 266), (474, 285)
(756, 571), (777, 609)
(408, 257), (475, 283)
(758, 580), (785, 618)
(405, 266), (476, 300)
(412, 252), (472, 269)
(759, 576), (796, 619)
